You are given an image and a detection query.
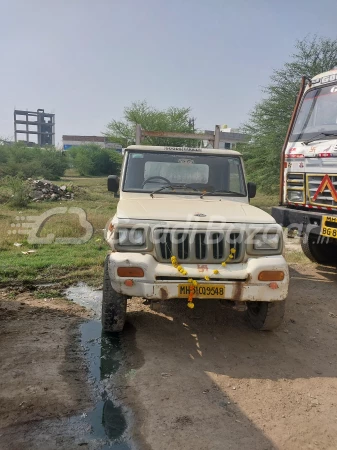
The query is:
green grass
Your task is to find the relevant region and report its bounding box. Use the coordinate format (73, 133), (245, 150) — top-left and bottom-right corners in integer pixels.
(34, 289), (62, 299)
(0, 177), (118, 286)
(0, 183), (309, 286)
(63, 168), (81, 177)
(285, 250), (311, 264)
(251, 193), (278, 214)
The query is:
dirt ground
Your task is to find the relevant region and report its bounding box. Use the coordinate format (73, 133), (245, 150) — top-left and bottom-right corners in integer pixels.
(1, 262), (337, 450)
(0, 291), (93, 450)
(120, 263), (337, 450)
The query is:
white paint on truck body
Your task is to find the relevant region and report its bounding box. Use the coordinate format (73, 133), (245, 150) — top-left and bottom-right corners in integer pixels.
(106, 145), (289, 303)
(283, 69), (337, 209)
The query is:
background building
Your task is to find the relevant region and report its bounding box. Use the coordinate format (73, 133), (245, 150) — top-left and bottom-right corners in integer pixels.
(14, 109), (55, 146)
(204, 125), (248, 149)
(62, 135), (122, 151)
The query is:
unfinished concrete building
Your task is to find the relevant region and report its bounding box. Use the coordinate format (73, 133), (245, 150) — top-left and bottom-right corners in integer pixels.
(14, 109), (55, 146)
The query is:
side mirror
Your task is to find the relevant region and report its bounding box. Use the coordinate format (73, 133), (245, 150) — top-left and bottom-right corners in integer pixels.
(247, 182), (256, 199)
(107, 175), (119, 193)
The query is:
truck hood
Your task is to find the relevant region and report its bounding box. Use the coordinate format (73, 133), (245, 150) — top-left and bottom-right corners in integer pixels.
(116, 196), (275, 224)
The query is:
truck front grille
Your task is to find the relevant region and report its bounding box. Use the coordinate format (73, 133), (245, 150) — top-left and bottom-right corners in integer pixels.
(307, 174), (337, 207)
(154, 229), (243, 263)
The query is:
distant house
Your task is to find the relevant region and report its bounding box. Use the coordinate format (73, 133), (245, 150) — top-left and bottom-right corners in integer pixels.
(203, 126), (248, 150)
(62, 135), (122, 152)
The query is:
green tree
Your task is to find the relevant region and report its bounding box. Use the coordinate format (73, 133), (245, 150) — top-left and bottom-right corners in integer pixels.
(240, 36), (337, 192)
(105, 100), (197, 147)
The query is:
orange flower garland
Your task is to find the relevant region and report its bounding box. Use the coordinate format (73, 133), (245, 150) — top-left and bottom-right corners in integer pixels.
(171, 248), (236, 308)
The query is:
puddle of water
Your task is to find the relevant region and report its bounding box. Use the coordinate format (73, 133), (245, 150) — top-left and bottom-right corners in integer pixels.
(65, 282), (102, 318)
(64, 283), (131, 450)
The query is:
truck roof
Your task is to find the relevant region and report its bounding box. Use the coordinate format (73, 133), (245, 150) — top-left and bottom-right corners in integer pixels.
(125, 145), (242, 157)
(311, 67), (337, 86)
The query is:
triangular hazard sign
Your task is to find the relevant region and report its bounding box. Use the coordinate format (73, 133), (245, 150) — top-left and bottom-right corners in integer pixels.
(312, 174), (337, 202)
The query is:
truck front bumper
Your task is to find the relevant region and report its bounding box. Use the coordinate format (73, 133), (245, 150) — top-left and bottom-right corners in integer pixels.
(272, 206), (332, 236)
(107, 253), (289, 302)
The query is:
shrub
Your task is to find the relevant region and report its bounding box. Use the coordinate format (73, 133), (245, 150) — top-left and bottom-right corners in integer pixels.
(0, 176), (31, 207)
(67, 145), (123, 176)
(0, 143), (68, 180)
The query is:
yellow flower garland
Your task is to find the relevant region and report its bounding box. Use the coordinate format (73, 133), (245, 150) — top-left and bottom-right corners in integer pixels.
(171, 248), (236, 308)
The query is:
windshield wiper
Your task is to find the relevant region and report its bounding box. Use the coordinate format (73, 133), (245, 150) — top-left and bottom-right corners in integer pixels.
(150, 184), (198, 198)
(303, 132), (337, 145)
(200, 190), (244, 199)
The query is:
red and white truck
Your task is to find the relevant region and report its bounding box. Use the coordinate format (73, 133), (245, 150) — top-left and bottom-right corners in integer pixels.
(272, 68), (337, 265)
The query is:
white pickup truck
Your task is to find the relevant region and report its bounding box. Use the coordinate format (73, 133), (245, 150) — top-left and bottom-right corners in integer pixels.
(103, 133), (289, 333)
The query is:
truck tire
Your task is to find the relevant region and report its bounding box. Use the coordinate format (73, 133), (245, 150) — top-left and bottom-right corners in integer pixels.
(102, 256), (127, 333)
(300, 233), (336, 266)
(246, 301), (285, 331)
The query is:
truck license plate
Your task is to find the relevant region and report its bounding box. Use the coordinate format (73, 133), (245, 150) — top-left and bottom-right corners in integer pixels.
(320, 216), (337, 238)
(178, 284), (225, 299)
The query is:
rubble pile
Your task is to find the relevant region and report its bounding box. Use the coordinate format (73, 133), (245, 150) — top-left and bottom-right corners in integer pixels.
(27, 179), (74, 202)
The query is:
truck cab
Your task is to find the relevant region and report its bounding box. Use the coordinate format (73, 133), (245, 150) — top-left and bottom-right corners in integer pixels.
(272, 68), (337, 265)
(103, 139), (289, 333)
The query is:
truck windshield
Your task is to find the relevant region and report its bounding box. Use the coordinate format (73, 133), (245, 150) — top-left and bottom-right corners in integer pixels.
(123, 151), (246, 196)
(290, 84), (337, 142)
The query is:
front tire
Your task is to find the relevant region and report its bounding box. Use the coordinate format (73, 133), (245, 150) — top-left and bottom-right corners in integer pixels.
(301, 233), (336, 266)
(102, 256), (127, 333)
(246, 301), (285, 331)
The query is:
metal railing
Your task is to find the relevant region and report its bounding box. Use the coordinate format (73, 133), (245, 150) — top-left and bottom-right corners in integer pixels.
(135, 124), (221, 149)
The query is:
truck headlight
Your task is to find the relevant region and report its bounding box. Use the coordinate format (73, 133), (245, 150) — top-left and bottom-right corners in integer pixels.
(253, 233), (280, 250)
(117, 228), (145, 246)
(287, 190), (303, 202)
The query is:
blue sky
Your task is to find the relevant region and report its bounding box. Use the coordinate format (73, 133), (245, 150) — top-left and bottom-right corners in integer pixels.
(1, 0), (337, 146)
